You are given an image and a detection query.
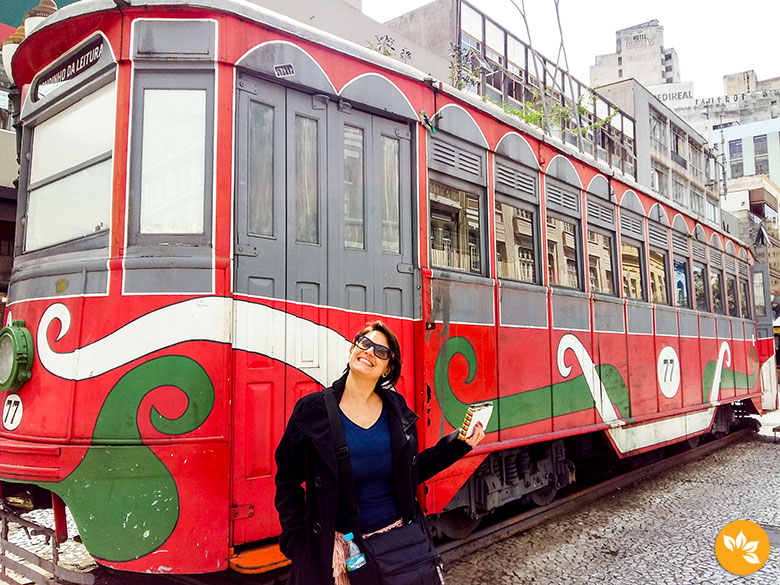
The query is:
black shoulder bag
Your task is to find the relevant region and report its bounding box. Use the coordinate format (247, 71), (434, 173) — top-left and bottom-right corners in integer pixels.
(322, 388), (444, 585)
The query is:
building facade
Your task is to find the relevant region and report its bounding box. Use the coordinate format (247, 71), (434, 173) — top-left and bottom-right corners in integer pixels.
(590, 21), (681, 89)
(596, 79), (722, 229)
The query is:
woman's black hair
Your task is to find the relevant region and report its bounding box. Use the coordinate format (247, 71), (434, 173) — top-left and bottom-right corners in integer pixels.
(347, 320), (403, 388)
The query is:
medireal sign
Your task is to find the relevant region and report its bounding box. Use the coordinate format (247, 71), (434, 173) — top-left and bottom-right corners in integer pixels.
(647, 82), (695, 109)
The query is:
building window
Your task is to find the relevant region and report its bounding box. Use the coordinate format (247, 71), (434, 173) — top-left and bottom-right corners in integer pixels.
(547, 215), (580, 289)
(730, 160), (744, 179)
(496, 202), (536, 283)
(588, 229), (615, 295)
(690, 188), (704, 216)
(729, 139), (743, 159)
(650, 110), (667, 152)
(706, 200), (719, 224)
(740, 278), (751, 318)
(650, 249), (669, 304)
(690, 144), (703, 181)
(674, 258), (691, 308)
(754, 135), (769, 175)
(692, 263), (708, 311)
(652, 162), (668, 196)
(430, 180), (482, 275)
(729, 139), (744, 179)
(621, 240), (644, 300)
(672, 176), (686, 205)
(671, 127), (686, 165)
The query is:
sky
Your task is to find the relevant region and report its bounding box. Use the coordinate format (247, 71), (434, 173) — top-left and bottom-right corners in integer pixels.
(361, 0), (779, 99)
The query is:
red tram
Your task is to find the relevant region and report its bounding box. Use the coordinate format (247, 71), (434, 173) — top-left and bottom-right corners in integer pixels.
(0, 0), (775, 576)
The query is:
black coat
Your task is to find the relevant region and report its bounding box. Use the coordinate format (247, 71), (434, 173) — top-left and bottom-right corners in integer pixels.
(274, 373), (472, 585)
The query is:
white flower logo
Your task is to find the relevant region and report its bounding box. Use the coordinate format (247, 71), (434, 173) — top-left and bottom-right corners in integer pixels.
(723, 531), (760, 564)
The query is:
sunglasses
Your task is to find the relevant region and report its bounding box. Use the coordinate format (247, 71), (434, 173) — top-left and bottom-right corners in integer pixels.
(354, 334), (393, 361)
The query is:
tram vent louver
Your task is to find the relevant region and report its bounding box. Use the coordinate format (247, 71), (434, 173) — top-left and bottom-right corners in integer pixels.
(620, 211), (643, 239)
(648, 223), (668, 249)
(692, 242), (706, 262)
(587, 199), (614, 226)
(431, 139), (482, 178)
(739, 262), (748, 278)
(672, 233), (689, 256)
(546, 184), (579, 212)
(725, 256), (736, 273)
(496, 164), (535, 199)
(710, 249), (723, 268)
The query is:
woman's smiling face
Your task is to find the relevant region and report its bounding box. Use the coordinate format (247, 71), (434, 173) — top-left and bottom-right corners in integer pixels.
(348, 328), (390, 382)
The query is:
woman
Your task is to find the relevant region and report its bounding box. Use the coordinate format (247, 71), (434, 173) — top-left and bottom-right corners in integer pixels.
(275, 321), (485, 585)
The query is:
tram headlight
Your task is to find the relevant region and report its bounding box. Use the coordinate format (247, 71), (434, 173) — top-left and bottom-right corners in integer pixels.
(0, 321), (33, 393)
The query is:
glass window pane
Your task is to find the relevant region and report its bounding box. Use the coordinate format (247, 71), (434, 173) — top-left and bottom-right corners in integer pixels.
(726, 275), (738, 316)
(588, 230), (614, 295)
(296, 115), (319, 244)
(343, 125), (365, 249)
(496, 202), (535, 283)
(430, 180), (481, 274)
(753, 271), (766, 316)
(547, 216), (579, 289)
(248, 101), (274, 237)
(693, 264), (708, 311)
(650, 249), (669, 304)
(381, 136), (401, 253)
(740, 279), (751, 319)
(140, 89), (206, 234)
(460, 2), (482, 38)
(674, 259), (690, 308)
(621, 241), (643, 300)
(26, 160), (112, 251)
(711, 271), (724, 314)
(30, 82), (116, 184)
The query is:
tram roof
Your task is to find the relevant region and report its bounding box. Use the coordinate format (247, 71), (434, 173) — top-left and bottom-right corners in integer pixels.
(23, 0), (750, 253)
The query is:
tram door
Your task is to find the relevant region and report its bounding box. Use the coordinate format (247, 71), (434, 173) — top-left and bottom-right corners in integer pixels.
(231, 75), (414, 544)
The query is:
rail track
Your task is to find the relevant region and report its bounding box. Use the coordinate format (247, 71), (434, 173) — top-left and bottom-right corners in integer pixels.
(81, 428), (755, 585)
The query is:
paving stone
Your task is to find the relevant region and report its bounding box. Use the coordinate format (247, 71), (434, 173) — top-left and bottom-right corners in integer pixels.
(444, 410), (780, 584)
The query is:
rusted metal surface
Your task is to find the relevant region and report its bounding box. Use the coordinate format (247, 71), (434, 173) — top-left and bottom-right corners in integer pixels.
(0, 504), (93, 585)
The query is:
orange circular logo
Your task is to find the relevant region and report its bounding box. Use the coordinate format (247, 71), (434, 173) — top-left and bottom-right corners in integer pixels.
(715, 520), (770, 575)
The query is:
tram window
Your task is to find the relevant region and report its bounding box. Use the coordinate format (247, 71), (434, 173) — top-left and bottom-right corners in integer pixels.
(547, 215), (580, 289)
(752, 271), (766, 316)
(740, 278), (752, 318)
(496, 201), (537, 283)
(248, 101), (274, 237)
(25, 82), (115, 252)
(649, 249), (669, 304)
(296, 115), (319, 244)
(711, 271), (725, 315)
(381, 136), (401, 254)
(140, 89), (206, 234)
(726, 275), (738, 316)
(343, 125), (365, 249)
(429, 180), (482, 275)
(692, 264), (708, 311)
(621, 240), (644, 300)
(587, 229), (615, 295)
(674, 259), (691, 308)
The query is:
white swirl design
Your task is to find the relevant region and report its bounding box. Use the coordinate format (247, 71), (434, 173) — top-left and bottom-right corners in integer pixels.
(707, 342), (731, 404)
(556, 333), (620, 424)
(37, 298), (351, 385)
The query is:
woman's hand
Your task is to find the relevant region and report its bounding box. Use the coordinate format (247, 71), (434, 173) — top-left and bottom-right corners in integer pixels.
(464, 422), (486, 447)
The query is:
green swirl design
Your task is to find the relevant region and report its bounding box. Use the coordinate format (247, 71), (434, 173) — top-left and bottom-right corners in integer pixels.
(40, 355), (214, 562)
(434, 336), (631, 433)
(702, 347), (759, 403)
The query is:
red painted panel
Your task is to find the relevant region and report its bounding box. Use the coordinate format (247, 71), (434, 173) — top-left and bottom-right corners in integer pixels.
(679, 336), (703, 407)
(625, 335), (657, 417)
(655, 335), (682, 413)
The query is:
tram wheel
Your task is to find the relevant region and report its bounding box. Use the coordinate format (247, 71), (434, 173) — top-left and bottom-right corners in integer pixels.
(530, 483), (557, 506)
(436, 508), (481, 539)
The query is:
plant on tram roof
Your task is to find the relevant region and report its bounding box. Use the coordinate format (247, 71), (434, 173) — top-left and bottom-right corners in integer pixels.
(367, 34), (412, 64)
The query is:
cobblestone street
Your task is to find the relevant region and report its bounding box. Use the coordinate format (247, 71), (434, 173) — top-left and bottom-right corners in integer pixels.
(444, 412), (780, 585)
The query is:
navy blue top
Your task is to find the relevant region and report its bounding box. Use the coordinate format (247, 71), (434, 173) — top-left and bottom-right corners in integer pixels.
(339, 407), (401, 533)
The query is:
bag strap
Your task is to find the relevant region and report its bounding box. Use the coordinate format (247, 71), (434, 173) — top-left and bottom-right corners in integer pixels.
(322, 388), (363, 538)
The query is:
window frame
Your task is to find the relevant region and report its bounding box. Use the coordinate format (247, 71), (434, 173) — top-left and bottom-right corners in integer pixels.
(495, 194), (540, 285)
(649, 247), (671, 305)
(545, 178), (583, 291)
(692, 262), (709, 312)
(586, 225), (617, 296)
(18, 71), (117, 259)
(428, 170), (486, 277)
(127, 68), (215, 248)
(620, 236), (646, 301)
